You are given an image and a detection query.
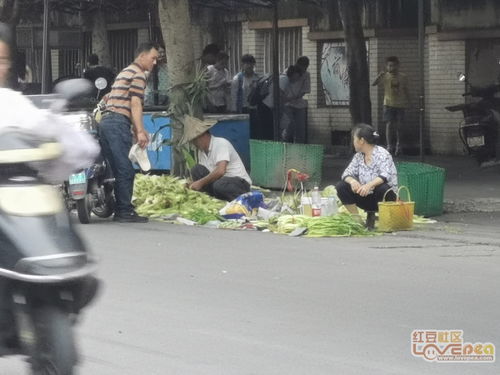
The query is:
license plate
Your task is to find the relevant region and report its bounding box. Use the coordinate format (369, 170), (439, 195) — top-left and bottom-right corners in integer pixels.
(467, 136), (485, 147)
(69, 172), (86, 185)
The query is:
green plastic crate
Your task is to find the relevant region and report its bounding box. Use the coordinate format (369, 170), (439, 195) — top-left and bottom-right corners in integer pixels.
(396, 162), (446, 217)
(250, 140), (324, 189)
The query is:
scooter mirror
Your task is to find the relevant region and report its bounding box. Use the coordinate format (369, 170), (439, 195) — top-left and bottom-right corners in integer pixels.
(458, 73), (466, 82)
(95, 77), (108, 91)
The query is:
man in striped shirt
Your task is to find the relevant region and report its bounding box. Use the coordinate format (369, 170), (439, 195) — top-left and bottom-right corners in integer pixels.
(99, 42), (159, 223)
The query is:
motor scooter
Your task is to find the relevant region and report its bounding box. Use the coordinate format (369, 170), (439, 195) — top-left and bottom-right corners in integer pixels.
(445, 73), (500, 165)
(61, 78), (115, 224)
(0, 80), (100, 374)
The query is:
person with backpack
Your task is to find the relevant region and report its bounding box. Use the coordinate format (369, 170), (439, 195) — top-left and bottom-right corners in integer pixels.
(230, 54), (261, 138)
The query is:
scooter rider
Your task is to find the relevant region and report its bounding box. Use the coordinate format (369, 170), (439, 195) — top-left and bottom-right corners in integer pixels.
(0, 23), (99, 348)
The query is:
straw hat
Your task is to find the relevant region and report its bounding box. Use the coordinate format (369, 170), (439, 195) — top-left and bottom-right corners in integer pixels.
(180, 115), (218, 145)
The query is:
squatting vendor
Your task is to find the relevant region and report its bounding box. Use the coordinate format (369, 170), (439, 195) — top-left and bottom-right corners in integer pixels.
(182, 116), (252, 201)
(336, 123), (397, 227)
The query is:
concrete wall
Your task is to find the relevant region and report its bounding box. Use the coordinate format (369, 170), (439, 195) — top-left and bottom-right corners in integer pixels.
(371, 36), (420, 151)
(440, 0), (500, 30)
(51, 49), (59, 81)
(426, 33), (466, 155)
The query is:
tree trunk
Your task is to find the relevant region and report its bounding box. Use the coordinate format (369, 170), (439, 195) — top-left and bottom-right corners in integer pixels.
(91, 9), (112, 68)
(81, 6), (111, 69)
(159, 0), (194, 89)
(158, 0), (195, 177)
(338, 0), (372, 125)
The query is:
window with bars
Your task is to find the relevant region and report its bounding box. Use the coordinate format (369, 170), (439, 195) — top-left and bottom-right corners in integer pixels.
(109, 29), (138, 72)
(82, 29), (137, 73)
(224, 22), (243, 76)
(58, 49), (80, 78)
(262, 27), (302, 74)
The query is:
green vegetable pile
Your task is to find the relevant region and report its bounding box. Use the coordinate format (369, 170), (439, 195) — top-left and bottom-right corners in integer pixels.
(268, 213), (374, 237)
(271, 215), (310, 234)
(133, 174), (225, 224)
(305, 214), (372, 237)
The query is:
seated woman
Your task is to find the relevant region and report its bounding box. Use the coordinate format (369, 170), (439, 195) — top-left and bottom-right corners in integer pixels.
(336, 124), (397, 229)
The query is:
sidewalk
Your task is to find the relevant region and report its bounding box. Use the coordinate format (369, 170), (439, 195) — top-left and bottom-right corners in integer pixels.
(321, 154), (500, 214)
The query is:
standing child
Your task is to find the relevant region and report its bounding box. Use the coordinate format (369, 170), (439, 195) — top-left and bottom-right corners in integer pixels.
(372, 56), (410, 155)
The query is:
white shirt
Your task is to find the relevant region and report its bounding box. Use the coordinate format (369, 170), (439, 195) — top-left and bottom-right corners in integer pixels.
(284, 70), (310, 109)
(262, 74), (289, 108)
(342, 146), (398, 188)
(206, 65), (231, 107)
(198, 136), (251, 185)
(0, 88), (99, 182)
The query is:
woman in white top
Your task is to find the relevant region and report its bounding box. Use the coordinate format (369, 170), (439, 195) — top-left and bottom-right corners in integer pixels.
(336, 124), (397, 228)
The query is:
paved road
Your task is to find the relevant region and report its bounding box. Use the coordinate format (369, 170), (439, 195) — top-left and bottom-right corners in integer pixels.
(2, 216), (499, 374)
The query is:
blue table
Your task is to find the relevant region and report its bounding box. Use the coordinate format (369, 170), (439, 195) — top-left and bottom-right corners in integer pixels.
(137, 113), (250, 172)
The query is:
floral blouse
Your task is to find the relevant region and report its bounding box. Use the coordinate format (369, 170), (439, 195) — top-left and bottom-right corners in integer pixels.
(341, 146), (398, 188)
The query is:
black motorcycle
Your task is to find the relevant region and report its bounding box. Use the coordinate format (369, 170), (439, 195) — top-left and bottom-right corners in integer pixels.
(62, 110), (115, 224)
(33, 78), (115, 224)
(445, 73), (500, 165)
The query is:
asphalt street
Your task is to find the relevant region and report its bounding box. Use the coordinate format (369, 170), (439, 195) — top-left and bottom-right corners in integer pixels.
(1, 215), (499, 374)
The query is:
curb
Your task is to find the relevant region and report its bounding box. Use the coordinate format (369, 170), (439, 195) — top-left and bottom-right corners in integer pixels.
(443, 198), (500, 213)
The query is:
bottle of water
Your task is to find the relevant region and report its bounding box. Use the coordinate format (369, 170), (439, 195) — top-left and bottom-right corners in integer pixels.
(311, 186), (321, 217)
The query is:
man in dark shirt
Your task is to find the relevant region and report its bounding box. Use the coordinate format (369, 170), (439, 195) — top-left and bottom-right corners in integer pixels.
(83, 54), (115, 100)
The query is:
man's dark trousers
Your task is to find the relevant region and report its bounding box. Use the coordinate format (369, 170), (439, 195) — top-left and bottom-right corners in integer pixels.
(99, 112), (136, 215)
(191, 164), (250, 201)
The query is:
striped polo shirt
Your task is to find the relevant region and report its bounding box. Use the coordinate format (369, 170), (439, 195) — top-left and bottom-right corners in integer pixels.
(106, 62), (147, 119)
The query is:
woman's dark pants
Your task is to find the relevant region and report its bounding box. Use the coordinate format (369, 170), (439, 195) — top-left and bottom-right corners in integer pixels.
(335, 181), (396, 212)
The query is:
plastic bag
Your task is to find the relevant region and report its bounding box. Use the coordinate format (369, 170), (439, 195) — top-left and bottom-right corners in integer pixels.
(220, 191), (265, 219)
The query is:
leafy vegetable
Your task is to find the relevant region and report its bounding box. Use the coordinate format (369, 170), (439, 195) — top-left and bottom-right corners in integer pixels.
(270, 215), (310, 234)
(321, 185), (338, 198)
(133, 174), (225, 224)
(266, 213), (375, 237)
(305, 214), (373, 237)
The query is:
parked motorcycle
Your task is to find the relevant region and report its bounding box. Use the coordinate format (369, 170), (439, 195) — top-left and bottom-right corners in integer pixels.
(63, 78), (115, 224)
(0, 81), (99, 374)
(445, 73), (500, 165)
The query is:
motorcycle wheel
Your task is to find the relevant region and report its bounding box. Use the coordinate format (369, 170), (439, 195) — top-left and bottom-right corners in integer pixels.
(92, 193), (114, 218)
(76, 195), (92, 224)
(29, 306), (77, 375)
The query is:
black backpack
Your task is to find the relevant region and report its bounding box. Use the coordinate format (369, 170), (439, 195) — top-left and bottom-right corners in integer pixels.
(248, 74), (272, 106)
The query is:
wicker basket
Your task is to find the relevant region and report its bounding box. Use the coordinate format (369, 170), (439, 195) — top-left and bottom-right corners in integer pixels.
(396, 162), (446, 217)
(250, 140), (324, 189)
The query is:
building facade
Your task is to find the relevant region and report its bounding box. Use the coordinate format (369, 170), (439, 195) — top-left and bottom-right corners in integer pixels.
(16, 0), (500, 156)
